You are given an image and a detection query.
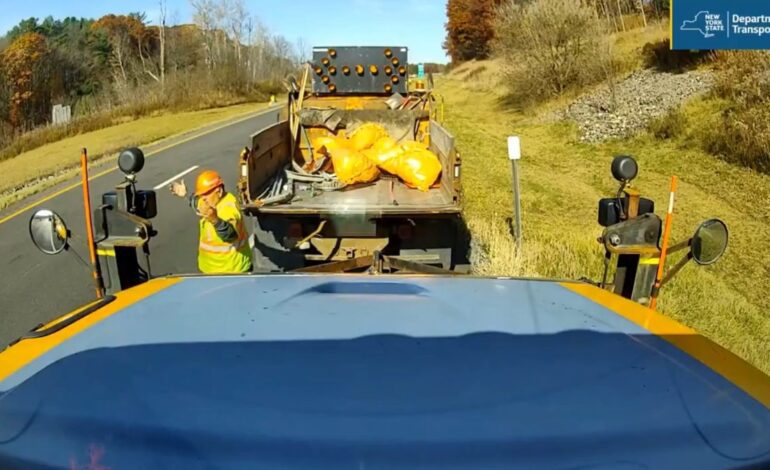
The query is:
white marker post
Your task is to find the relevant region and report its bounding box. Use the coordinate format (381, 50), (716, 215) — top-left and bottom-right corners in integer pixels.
(508, 136), (522, 250)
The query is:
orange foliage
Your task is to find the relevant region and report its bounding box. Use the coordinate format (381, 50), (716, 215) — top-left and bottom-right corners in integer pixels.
(91, 14), (148, 43)
(1, 32), (52, 128)
(444, 0), (504, 63)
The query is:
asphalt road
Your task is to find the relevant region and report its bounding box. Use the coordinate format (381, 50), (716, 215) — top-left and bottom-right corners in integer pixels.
(0, 107), (281, 347)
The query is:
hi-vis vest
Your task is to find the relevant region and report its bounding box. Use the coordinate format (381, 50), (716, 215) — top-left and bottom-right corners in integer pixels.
(198, 193), (251, 273)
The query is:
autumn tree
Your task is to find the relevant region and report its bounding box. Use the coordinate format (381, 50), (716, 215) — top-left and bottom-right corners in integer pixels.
(91, 14), (159, 86)
(0, 7), (297, 146)
(0, 60), (10, 128)
(190, 0), (297, 84)
(1, 32), (55, 128)
(165, 24), (202, 72)
(190, 0), (219, 68)
(444, 0), (505, 63)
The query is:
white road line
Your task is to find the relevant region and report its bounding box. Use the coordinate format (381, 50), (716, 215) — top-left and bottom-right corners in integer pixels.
(153, 165), (200, 190)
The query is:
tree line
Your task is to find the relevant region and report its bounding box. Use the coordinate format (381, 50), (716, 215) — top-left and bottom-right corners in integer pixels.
(444, 0), (669, 64)
(0, 0), (305, 148)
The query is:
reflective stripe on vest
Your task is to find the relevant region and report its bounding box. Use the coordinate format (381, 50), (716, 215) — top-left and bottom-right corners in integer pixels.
(199, 236), (247, 253)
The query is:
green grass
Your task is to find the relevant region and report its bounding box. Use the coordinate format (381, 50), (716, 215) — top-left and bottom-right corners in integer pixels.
(439, 58), (770, 374)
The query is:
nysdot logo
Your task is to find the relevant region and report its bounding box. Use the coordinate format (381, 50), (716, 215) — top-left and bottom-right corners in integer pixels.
(680, 10), (725, 38)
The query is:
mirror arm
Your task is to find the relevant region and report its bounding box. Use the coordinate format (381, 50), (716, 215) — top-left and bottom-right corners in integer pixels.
(666, 238), (691, 254)
(67, 247), (91, 269)
(659, 252), (693, 288)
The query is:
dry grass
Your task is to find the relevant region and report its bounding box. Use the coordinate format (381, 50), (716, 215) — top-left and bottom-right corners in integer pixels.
(0, 70), (285, 160)
(438, 37), (770, 373)
(494, 0), (611, 108)
(618, 13), (648, 31)
(0, 102), (268, 209)
(610, 20), (669, 72)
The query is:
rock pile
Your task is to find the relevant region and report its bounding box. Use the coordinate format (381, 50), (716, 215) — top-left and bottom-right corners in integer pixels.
(563, 69), (714, 142)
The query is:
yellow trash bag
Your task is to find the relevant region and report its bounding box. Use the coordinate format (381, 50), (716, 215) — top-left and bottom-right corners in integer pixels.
(394, 146), (442, 192)
(329, 146), (380, 185)
(371, 136), (397, 153)
(400, 141), (428, 152)
(348, 123), (389, 151)
(363, 137), (402, 173)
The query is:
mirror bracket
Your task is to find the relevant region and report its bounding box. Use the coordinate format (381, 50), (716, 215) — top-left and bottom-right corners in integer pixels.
(602, 213), (662, 255)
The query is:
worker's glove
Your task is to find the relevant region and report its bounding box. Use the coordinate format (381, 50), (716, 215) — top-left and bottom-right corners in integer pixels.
(169, 180), (187, 198)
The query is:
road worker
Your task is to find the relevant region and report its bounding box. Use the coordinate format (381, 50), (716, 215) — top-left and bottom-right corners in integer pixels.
(170, 170), (252, 274)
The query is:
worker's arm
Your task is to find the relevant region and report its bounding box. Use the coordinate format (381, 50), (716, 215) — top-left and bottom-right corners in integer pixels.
(215, 200), (244, 243)
(213, 217), (238, 242)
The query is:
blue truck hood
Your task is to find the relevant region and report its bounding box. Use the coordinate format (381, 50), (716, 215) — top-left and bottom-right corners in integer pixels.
(1, 275), (769, 468)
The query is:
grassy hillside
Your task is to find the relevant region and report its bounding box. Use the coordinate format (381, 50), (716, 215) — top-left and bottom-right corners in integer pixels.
(439, 33), (770, 373)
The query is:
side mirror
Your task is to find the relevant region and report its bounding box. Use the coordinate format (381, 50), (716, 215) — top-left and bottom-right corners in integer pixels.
(611, 155), (638, 183)
(29, 209), (69, 255)
(691, 219), (728, 265)
(118, 147), (145, 176)
(658, 218), (729, 289)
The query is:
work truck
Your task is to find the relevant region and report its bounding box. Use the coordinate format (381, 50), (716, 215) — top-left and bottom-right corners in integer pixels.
(9, 134), (770, 467)
(6, 44), (770, 469)
(238, 46), (467, 271)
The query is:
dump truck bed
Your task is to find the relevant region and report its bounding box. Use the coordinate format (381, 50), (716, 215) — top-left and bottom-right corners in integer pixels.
(239, 71), (465, 270)
(240, 117), (461, 216)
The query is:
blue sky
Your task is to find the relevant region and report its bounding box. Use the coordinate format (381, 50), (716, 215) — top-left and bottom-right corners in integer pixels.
(0, 0), (449, 63)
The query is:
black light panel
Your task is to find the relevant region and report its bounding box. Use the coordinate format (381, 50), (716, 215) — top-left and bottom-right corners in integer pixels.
(311, 46), (409, 95)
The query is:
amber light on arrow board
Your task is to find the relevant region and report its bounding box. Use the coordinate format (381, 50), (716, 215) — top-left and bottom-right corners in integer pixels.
(384, 48), (393, 58)
(322, 76), (330, 84)
(328, 48), (337, 58)
(328, 66), (337, 75)
(321, 57), (330, 66)
(391, 57), (400, 66)
(384, 84), (392, 93)
(356, 64), (364, 75)
(342, 65), (351, 75)
(384, 66), (393, 75)
(369, 65), (379, 75)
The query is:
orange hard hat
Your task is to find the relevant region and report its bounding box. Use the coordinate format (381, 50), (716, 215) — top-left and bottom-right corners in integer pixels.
(195, 170), (224, 196)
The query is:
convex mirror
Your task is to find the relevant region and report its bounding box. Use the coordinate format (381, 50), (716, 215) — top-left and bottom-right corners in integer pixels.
(691, 219), (728, 265)
(29, 209), (69, 255)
